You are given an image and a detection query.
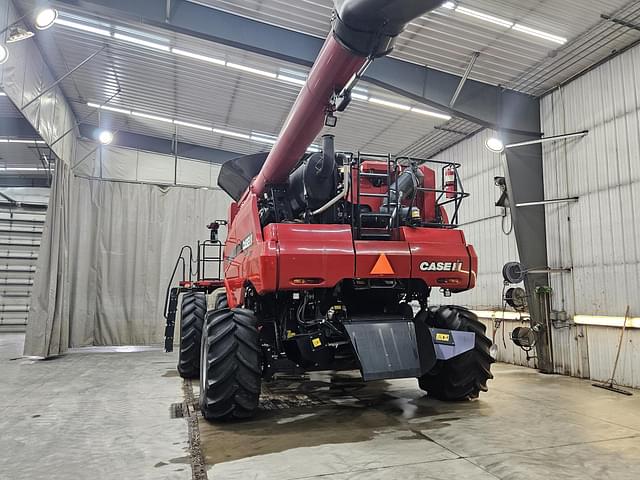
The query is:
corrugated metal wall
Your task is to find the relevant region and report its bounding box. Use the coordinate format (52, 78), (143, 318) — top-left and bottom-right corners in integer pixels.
(430, 129), (520, 309)
(541, 43), (640, 318)
(0, 189), (49, 332)
(540, 40), (640, 388)
(0, 206), (44, 331)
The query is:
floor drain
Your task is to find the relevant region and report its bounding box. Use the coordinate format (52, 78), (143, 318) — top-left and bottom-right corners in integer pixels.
(170, 402), (186, 419)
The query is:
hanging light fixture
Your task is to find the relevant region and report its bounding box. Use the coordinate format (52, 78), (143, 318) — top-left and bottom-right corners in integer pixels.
(6, 26), (34, 43)
(0, 44), (8, 64)
(34, 8), (58, 30)
(485, 137), (505, 153)
(98, 130), (114, 145)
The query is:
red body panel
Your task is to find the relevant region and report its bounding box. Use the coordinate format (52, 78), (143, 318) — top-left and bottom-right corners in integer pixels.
(354, 240), (412, 278)
(224, 193), (478, 307)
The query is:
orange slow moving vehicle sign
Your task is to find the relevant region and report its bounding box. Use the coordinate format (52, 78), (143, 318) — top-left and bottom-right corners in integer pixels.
(370, 253), (395, 275)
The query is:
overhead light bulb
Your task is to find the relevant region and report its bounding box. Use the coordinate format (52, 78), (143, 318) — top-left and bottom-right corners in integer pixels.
(486, 137), (505, 153)
(6, 26), (34, 43)
(35, 8), (58, 30)
(0, 45), (8, 64)
(98, 130), (114, 145)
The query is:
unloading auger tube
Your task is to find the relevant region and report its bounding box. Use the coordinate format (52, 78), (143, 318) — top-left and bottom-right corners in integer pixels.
(250, 0), (445, 196)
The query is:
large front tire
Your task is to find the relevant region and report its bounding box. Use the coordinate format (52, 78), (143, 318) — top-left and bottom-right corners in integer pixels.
(418, 306), (494, 400)
(177, 291), (206, 379)
(199, 307), (262, 421)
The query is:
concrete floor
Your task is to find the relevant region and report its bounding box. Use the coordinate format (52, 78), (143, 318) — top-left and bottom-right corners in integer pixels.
(1, 333), (639, 480)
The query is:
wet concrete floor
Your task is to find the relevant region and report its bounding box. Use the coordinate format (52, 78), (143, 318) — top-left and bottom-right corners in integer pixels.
(2, 333), (640, 480)
(192, 368), (640, 480)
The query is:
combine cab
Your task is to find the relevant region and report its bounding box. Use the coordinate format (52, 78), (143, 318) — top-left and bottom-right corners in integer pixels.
(167, 0), (495, 421)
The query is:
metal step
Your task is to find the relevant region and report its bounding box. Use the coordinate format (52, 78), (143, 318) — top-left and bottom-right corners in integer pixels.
(359, 228), (392, 240)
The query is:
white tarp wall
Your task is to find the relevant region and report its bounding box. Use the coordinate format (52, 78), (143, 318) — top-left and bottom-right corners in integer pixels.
(68, 141), (229, 346)
(1, 1), (78, 357)
(541, 42), (640, 388)
(2, 0), (232, 354)
(429, 129), (520, 309)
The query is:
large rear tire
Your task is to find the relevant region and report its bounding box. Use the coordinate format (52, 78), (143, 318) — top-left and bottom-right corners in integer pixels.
(200, 305), (262, 421)
(177, 291), (206, 379)
(418, 306), (494, 400)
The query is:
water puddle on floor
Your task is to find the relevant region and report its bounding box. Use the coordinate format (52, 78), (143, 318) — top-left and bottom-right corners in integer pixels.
(190, 371), (468, 466)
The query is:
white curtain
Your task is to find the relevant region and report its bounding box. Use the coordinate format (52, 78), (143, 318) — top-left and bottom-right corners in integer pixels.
(24, 162), (72, 357)
(25, 172), (229, 356)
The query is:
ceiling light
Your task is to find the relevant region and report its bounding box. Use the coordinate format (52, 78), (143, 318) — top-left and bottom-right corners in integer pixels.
(277, 74), (306, 86)
(455, 6), (513, 28)
(55, 18), (111, 36)
(213, 128), (250, 140)
(485, 137), (505, 153)
(132, 111), (173, 123)
(442, 2), (455, 9)
(7, 26), (34, 43)
(368, 97), (411, 111)
(250, 134), (277, 144)
(98, 130), (114, 145)
(226, 63), (277, 78)
(174, 120), (213, 131)
(113, 33), (170, 51)
(87, 102), (132, 115)
(410, 107), (451, 121)
(172, 48), (225, 65)
(0, 45), (7, 65)
(101, 105), (131, 115)
(513, 24), (567, 45)
(34, 8), (58, 30)
(0, 167), (44, 172)
(4, 139), (46, 144)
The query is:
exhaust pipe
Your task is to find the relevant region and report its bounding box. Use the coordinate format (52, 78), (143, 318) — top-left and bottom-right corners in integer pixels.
(251, 0), (443, 196)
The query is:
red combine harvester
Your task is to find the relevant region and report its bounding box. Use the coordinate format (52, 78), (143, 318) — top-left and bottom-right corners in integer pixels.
(168, 0), (494, 421)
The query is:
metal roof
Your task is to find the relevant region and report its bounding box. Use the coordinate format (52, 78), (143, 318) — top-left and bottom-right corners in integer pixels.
(25, 5), (454, 160)
(0, 96), (52, 174)
(193, 0), (640, 95)
(12, 0), (640, 161)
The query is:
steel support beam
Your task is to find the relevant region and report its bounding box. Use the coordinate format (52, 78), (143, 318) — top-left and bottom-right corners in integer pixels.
(55, 0), (541, 135)
(78, 124), (241, 164)
(0, 117), (40, 137)
(502, 134), (552, 373)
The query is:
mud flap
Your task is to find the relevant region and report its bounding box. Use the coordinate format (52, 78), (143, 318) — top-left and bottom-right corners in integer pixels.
(429, 328), (476, 360)
(344, 316), (475, 381)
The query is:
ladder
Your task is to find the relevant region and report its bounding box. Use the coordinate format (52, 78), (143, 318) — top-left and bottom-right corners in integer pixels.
(351, 152), (399, 240)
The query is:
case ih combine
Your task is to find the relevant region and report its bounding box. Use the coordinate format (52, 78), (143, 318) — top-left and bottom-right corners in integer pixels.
(166, 0), (494, 421)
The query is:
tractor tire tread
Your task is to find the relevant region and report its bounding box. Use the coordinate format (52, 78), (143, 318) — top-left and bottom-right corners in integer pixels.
(200, 299), (261, 421)
(418, 306), (494, 401)
(177, 291), (206, 379)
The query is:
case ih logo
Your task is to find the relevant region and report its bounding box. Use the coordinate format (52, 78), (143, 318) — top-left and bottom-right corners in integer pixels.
(419, 261), (463, 272)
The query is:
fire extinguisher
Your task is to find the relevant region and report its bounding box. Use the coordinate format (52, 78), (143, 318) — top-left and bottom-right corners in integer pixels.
(445, 167), (457, 199)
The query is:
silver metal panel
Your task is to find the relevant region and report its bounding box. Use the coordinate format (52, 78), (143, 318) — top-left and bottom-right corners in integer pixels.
(430, 129), (520, 309)
(541, 42), (640, 318)
(0, 202), (47, 331)
(586, 325), (639, 389)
